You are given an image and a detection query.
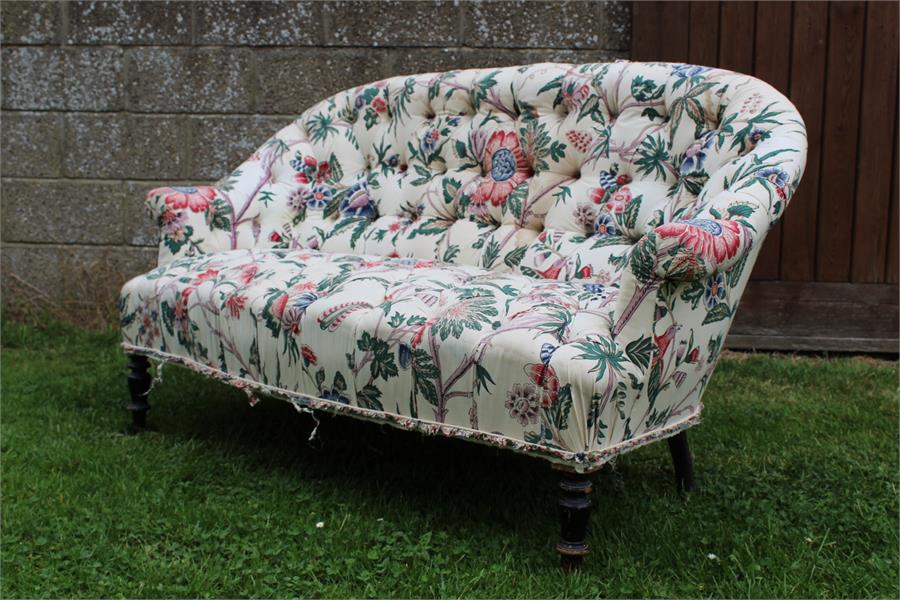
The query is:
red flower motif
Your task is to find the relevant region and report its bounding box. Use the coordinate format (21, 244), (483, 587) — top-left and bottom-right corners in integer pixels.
(196, 269), (219, 282)
(371, 97), (387, 113)
(226, 293), (247, 318)
(162, 186), (216, 213)
(656, 219), (743, 264)
(605, 186), (632, 214)
(578, 265), (593, 278)
(590, 187), (606, 204)
(525, 363), (560, 407)
(616, 174), (631, 186)
(687, 347), (700, 363)
(272, 293), (289, 320)
(301, 345), (318, 366)
(315, 161), (331, 183)
(238, 263), (258, 285)
(472, 131), (532, 207)
(269, 231), (282, 242)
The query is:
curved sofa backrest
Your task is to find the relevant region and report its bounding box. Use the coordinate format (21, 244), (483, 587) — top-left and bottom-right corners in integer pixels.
(187, 61), (806, 281)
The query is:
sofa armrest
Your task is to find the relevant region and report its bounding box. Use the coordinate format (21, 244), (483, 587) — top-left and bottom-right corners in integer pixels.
(630, 218), (753, 284)
(145, 185), (235, 264)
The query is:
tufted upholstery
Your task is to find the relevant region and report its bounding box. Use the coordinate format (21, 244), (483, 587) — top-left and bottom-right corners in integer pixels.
(125, 62), (806, 470)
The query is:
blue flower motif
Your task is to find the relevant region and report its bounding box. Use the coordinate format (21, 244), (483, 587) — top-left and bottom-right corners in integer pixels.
(292, 292), (319, 312)
(582, 283), (606, 294)
(396, 257), (419, 267)
(172, 186), (198, 193)
(320, 388), (350, 404)
(354, 95), (365, 109)
(594, 213), (619, 237)
(339, 180), (377, 219)
(398, 344), (413, 369)
(420, 127), (439, 155)
(672, 64), (709, 79)
(757, 166), (788, 188)
(307, 185), (333, 210)
(704, 273), (726, 309)
(683, 218), (723, 236)
(748, 128), (770, 145)
(447, 116), (462, 127)
(539, 343), (558, 365)
(490, 148), (517, 182)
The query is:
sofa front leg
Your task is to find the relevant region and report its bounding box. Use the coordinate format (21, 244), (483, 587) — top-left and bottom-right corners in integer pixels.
(667, 430), (696, 493)
(556, 469), (592, 570)
(126, 354), (152, 431)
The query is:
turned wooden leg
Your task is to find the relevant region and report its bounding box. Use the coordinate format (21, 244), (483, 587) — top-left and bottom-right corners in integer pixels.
(556, 470), (592, 570)
(667, 430), (696, 493)
(126, 354), (151, 431)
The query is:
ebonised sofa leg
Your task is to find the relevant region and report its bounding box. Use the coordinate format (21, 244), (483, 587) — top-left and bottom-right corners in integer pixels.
(126, 354), (152, 431)
(667, 431), (696, 493)
(556, 470), (592, 570)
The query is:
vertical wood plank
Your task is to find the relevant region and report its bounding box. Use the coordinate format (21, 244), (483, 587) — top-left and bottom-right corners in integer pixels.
(632, 1), (689, 62)
(688, 1), (719, 66)
(887, 111), (899, 284)
(816, 1), (866, 282)
(851, 1), (899, 282)
(631, 1), (664, 61)
(781, 1), (827, 281)
(718, 1), (756, 73)
(657, 2), (690, 62)
(751, 0), (793, 280)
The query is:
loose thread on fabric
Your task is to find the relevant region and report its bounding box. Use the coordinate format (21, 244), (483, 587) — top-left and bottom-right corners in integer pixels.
(146, 361), (165, 394)
(293, 403), (321, 446)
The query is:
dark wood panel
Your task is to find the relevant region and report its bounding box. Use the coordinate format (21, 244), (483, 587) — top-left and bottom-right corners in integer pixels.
(688, 1), (719, 65)
(852, 1), (899, 282)
(718, 1), (755, 74)
(729, 281), (899, 353)
(888, 117), (899, 284)
(631, 2), (690, 62)
(726, 334), (898, 354)
(750, 0), (793, 280)
(780, 1), (827, 282)
(816, 1), (866, 281)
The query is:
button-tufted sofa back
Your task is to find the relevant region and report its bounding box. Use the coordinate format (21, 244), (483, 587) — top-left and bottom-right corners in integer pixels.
(153, 62), (805, 283)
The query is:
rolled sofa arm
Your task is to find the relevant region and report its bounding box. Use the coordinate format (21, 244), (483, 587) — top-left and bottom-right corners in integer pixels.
(145, 185), (237, 263)
(629, 217), (753, 284)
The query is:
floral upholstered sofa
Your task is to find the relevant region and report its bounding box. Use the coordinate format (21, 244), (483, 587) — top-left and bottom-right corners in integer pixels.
(120, 61), (806, 567)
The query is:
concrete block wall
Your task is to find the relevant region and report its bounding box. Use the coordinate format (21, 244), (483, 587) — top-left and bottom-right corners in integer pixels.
(0, 0), (630, 324)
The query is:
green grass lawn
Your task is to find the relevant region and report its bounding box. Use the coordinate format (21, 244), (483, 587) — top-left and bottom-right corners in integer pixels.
(2, 320), (898, 599)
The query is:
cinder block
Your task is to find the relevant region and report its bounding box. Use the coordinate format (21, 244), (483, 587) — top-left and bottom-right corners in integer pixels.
(323, 1), (459, 47)
(602, 1), (632, 51)
(123, 181), (171, 247)
(462, 0), (606, 49)
(66, 1), (192, 45)
(1, 47), (124, 111)
(1, 179), (126, 245)
(0, 0), (59, 44)
(0, 112), (63, 178)
(126, 48), (254, 113)
(254, 48), (390, 114)
(63, 114), (187, 180)
(0, 244), (64, 304)
(187, 115), (290, 180)
(196, 1), (322, 46)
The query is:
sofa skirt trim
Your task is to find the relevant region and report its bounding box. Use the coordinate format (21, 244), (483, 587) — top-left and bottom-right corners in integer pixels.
(122, 343), (703, 473)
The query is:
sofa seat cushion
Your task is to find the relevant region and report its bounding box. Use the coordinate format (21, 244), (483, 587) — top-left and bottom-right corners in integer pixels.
(120, 248), (628, 454)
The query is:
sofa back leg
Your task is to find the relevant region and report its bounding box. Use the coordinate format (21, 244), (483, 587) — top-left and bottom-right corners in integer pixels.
(667, 431), (696, 493)
(126, 354), (151, 431)
(556, 470), (592, 570)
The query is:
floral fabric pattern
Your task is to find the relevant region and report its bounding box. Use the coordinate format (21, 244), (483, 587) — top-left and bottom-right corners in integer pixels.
(124, 61), (807, 471)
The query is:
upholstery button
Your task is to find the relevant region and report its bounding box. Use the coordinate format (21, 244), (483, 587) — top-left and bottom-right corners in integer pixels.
(400, 164), (408, 172)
